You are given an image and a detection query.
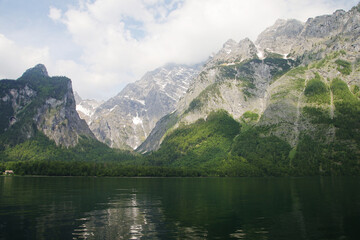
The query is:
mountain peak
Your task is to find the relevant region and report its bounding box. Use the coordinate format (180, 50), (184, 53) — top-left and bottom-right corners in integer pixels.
(255, 18), (304, 55)
(333, 9), (346, 16)
(239, 37), (253, 45)
(22, 64), (49, 78)
(274, 18), (287, 25)
(223, 39), (237, 48)
(34, 64), (48, 76)
(257, 19), (304, 39)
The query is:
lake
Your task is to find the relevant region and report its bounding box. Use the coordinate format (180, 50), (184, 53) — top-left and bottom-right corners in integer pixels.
(0, 176), (359, 240)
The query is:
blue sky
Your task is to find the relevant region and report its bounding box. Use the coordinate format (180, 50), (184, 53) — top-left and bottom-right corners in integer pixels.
(0, 1), (75, 50)
(0, 0), (358, 100)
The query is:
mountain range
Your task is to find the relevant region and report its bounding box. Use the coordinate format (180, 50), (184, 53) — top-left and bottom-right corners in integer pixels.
(138, 4), (360, 175)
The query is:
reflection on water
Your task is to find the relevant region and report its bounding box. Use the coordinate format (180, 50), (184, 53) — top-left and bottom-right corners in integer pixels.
(72, 190), (159, 239)
(1, 177), (360, 240)
(72, 188), (209, 239)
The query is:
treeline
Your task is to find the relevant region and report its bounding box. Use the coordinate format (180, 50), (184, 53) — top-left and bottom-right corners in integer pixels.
(1, 132), (138, 163)
(0, 160), (226, 177)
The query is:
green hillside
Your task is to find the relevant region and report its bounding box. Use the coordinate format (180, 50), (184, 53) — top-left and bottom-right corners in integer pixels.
(146, 72), (360, 176)
(147, 110), (240, 170)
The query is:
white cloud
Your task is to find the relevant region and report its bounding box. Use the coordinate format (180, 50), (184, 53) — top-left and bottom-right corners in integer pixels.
(2, 0), (357, 100)
(51, 59), (129, 100)
(49, 7), (62, 22)
(0, 34), (50, 79)
(56, 0), (358, 100)
(86, 0), (155, 24)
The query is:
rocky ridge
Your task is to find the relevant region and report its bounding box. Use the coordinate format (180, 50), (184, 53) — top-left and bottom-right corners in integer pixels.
(138, 4), (360, 153)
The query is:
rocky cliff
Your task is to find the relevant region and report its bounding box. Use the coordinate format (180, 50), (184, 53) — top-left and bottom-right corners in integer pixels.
(0, 64), (95, 147)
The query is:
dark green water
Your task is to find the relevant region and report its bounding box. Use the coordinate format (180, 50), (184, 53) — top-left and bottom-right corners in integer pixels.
(0, 177), (359, 240)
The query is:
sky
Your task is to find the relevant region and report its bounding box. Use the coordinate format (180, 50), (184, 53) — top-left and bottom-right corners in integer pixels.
(0, 0), (358, 100)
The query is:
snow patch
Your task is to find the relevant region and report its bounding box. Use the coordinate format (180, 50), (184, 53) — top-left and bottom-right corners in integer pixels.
(137, 99), (145, 105)
(255, 45), (265, 60)
(159, 82), (167, 90)
(225, 48), (232, 54)
(110, 105), (117, 112)
(124, 95), (145, 105)
(164, 91), (177, 101)
(132, 116), (143, 125)
(76, 104), (92, 116)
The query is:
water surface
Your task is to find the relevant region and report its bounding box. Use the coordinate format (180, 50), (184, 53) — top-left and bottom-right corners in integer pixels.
(0, 177), (359, 239)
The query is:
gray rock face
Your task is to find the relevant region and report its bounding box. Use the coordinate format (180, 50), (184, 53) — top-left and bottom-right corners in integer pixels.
(207, 38), (258, 68)
(34, 80), (95, 147)
(0, 64), (95, 147)
(177, 37), (262, 113)
(256, 5), (360, 59)
(300, 10), (348, 38)
(343, 6), (360, 37)
(255, 19), (304, 56)
(85, 64), (200, 150)
(288, 5), (360, 59)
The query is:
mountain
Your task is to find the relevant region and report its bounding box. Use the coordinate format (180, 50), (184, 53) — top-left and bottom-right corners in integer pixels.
(139, 4), (360, 175)
(0, 64), (139, 165)
(85, 63), (200, 150)
(138, 28), (297, 153)
(0, 64), (95, 148)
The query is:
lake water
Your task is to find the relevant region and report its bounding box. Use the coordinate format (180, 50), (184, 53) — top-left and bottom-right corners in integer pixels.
(0, 177), (359, 240)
